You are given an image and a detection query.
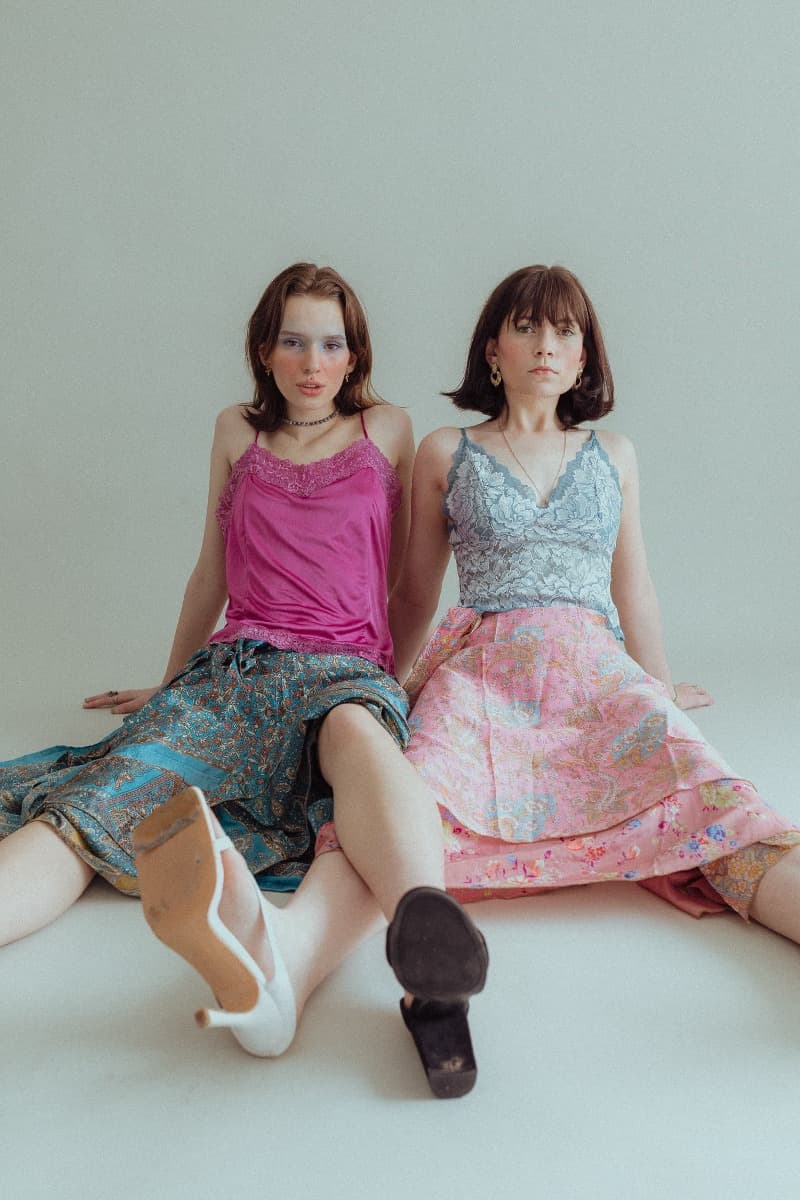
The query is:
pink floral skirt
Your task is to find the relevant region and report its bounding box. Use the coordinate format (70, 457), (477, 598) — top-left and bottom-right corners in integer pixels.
(403, 606), (798, 918)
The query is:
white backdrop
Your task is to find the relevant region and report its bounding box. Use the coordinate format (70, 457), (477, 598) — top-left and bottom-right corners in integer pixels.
(2, 0), (798, 755)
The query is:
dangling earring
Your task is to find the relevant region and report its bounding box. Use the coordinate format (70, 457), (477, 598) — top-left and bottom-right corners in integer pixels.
(344, 373), (350, 383)
(265, 366), (272, 378)
(490, 362), (502, 388)
(573, 369), (583, 390)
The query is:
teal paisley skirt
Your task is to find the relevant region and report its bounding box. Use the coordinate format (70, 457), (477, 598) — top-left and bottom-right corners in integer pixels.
(0, 640), (409, 894)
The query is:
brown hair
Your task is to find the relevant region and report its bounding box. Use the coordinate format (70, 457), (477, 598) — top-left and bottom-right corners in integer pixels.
(445, 265), (614, 428)
(245, 263), (381, 432)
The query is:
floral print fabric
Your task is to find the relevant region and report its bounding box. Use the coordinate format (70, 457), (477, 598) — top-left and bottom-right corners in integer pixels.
(405, 606), (796, 914)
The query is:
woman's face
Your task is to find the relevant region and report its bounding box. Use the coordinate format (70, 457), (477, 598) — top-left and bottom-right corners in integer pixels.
(261, 294), (357, 413)
(487, 313), (586, 400)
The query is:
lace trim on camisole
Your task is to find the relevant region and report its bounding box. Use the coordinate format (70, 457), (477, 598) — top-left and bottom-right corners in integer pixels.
(216, 437), (402, 535)
(215, 622), (391, 668)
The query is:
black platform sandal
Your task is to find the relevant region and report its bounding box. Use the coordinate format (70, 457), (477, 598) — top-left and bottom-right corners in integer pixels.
(400, 998), (478, 1099)
(386, 887), (488, 1099)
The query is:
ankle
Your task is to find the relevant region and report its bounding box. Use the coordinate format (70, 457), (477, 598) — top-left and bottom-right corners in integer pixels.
(216, 853), (274, 973)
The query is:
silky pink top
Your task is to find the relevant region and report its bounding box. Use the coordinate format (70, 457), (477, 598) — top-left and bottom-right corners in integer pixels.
(210, 415), (402, 674)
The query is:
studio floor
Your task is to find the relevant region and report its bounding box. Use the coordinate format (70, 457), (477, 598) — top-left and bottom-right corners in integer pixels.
(3, 670), (799, 1200)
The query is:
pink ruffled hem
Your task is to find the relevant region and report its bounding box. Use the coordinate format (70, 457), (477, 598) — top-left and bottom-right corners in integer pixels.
(311, 821), (740, 919)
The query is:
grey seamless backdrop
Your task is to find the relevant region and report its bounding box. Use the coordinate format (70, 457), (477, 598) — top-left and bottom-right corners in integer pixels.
(3, 6), (800, 1199)
(2, 1), (798, 786)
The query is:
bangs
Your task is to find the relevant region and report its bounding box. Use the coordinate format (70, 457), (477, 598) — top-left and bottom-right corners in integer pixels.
(445, 262), (613, 423)
(506, 267), (589, 332)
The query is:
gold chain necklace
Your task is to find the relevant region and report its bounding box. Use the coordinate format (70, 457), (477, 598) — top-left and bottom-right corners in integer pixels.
(500, 426), (567, 504)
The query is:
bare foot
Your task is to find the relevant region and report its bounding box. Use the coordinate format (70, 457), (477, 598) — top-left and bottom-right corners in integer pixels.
(210, 814), (278, 983)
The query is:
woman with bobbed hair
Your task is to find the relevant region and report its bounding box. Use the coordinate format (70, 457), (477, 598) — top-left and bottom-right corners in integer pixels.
(391, 263), (800, 939)
(0, 263), (488, 1099)
(447, 264), (614, 428)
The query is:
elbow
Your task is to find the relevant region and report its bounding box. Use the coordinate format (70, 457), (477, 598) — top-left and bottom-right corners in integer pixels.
(612, 568), (658, 614)
(390, 586), (438, 624)
(187, 563), (228, 608)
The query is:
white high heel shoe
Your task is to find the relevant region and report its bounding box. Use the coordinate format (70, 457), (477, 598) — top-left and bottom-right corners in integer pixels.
(134, 786), (296, 1057)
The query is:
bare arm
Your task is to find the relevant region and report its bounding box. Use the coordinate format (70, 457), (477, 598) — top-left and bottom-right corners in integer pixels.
(607, 433), (712, 711)
(158, 413), (232, 682)
(369, 406), (415, 595)
(389, 429), (457, 683)
(84, 408), (240, 714)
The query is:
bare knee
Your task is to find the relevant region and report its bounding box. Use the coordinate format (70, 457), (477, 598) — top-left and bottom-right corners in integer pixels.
(318, 702), (378, 748)
(317, 703), (385, 777)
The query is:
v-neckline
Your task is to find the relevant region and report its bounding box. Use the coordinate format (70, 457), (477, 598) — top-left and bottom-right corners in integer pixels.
(464, 430), (595, 510)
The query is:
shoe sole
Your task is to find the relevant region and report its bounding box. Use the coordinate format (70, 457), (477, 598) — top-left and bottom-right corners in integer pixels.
(386, 887), (488, 1003)
(133, 786), (261, 1017)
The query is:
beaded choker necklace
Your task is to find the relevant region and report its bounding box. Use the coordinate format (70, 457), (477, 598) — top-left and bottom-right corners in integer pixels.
(282, 410), (338, 427)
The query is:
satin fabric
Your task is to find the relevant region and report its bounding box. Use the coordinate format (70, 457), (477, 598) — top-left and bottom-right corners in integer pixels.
(0, 641), (409, 893)
(212, 434), (401, 673)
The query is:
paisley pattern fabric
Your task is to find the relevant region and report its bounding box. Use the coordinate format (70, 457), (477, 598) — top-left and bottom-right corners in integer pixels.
(446, 430), (623, 638)
(406, 431), (798, 917)
(0, 641), (408, 895)
(405, 607), (793, 912)
(700, 831), (800, 918)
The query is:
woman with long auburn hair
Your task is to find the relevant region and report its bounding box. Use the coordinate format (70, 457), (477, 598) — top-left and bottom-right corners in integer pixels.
(0, 263), (488, 1100)
(391, 263), (800, 940)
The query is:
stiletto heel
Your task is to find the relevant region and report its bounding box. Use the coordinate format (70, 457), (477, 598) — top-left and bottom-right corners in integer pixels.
(134, 786), (296, 1057)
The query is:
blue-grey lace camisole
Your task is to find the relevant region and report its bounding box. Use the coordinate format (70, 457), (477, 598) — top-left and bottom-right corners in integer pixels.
(444, 429), (624, 639)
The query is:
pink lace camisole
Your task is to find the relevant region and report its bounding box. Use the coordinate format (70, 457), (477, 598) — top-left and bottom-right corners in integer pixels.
(210, 412), (402, 674)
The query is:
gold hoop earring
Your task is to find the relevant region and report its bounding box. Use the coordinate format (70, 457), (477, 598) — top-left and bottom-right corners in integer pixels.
(573, 369), (583, 390)
(490, 362), (502, 388)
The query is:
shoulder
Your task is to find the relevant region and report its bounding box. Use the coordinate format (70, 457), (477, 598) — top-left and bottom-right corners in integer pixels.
(214, 403), (253, 436)
(417, 425), (463, 463)
(419, 420), (497, 463)
(213, 404), (255, 467)
(362, 401), (412, 439)
(411, 426), (465, 490)
(593, 429), (638, 483)
(361, 403), (413, 470)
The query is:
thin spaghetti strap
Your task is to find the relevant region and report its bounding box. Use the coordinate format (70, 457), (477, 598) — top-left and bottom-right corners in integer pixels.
(360, 410), (368, 440)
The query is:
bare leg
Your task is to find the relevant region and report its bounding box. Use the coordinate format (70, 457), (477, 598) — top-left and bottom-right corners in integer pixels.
(750, 845), (800, 943)
(0, 821), (95, 946)
(135, 757), (486, 1094)
(215, 831), (383, 1020)
(278, 851), (385, 1006)
(317, 703), (446, 919)
(317, 707), (488, 1098)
